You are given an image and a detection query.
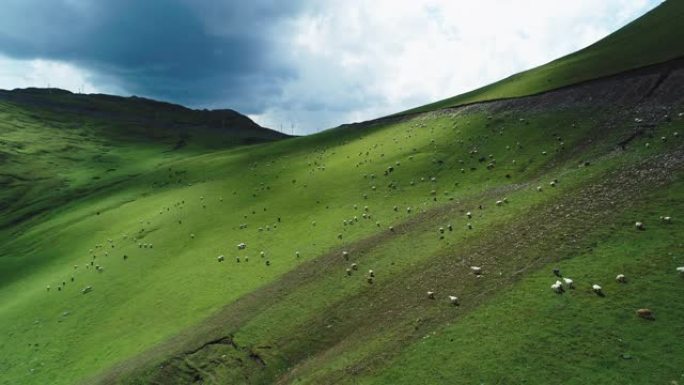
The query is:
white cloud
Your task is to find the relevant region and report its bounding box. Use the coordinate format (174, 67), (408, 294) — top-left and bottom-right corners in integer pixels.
(0, 55), (113, 94)
(252, 0), (661, 134)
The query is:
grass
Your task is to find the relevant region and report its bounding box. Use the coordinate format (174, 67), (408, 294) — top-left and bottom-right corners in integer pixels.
(0, 3), (683, 384)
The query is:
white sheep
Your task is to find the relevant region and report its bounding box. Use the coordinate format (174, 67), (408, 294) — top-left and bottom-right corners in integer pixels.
(81, 286), (93, 294)
(496, 200), (503, 206)
(427, 291), (435, 299)
(676, 266), (684, 276)
(368, 270), (375, 278)
(342, 251), (349, 260)
(592, 284), (603, 295)
(466, 211), (472, 219)
(635, 222), (645, 230)
(470, 266), (482, 275)
(448, 295), (460, 305)
(351, 263), (358, 270)
(551, 280), (564, 294)
(562, 277), (574, 289)
(615, 274), (627, 283)
(660, 216), (672, 223)
(237, 242), (246, 250)
(217, 255), (225, 262)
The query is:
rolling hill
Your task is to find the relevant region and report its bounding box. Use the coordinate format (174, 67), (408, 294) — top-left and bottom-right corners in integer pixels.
(1, 2), (683, 385)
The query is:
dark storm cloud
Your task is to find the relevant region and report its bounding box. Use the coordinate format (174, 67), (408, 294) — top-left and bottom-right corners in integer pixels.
(0, 0), (303, 113)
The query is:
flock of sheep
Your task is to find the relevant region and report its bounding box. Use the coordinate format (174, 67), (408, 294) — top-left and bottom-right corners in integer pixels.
(43, 116), (681, 325)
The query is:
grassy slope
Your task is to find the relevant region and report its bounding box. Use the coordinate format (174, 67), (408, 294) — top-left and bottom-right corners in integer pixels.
(399, 0), (684, 115)
(0, 3), (683, 385)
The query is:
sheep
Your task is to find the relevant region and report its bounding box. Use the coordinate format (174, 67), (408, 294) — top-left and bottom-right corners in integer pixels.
(295, 251), (300, 258)
(537, 186), (543, 192)
(592, 284), (604, 296)
(260, 251), (266, 258)
(439, 227), (445, 234)
(427, 291), (435, 299)
(551, 280), (564, 294)
(367, 277), (374, 284)
(496, 200), (503, 206)
(467, 223), (473, 229)
(368, 270), (375, 278)
(676, 266), (684, 276)
(236, 256), (240, 263)
(46, 285), (51, 292)
(466, 211), (472, 219)
(237, 242), (246, 250)
(217, 255), (225, 262)
(265, 260), (271, 266)
(636, 308), (655, 320)
(81, 286), (93, 294)
(470, 266), (482, 275)
(346, 268), (352, 276)
(553, 268), (562, 277)
(562, 277), (574, 289)
(660, 216), (672, 223)
(351, 263), (358, 270)
(448, 295), (460, 306)
(342, 251), (349, 260)
(616, 274), (627, 283)
(634, 221), (645, 230)
(447, 224), (453, 231)
(549, 181), (556, 187)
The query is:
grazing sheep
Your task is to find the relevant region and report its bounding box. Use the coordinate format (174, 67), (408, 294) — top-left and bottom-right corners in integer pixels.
(467, 223), (473, 229)
(81, 286), (93, 294)
(616, 274), (627, 283)
(592, 284), (603, 296)
(470, 266), (482, 275)
(237, 242), (246, 250)
(217, 255), (225, 262)
(46, 285), (50, 292)
(466, 211), (472, 219)
(660, 216), (672, 223)
(190, 233), (195, 239)
(636, 308), (655, 320)
(676, 266), (684, 276)
(439, 227), (445, 234)
(368, 270), (375, 278)
(346, 268), (352, 276)
(551, 280), (564, 294)
(427, 291), (435, 299)
(389, 226), (395, 232)
(295, 251), (300, 258)
(260, 251), (266, 258)
(265, 260), (271, 266)
(635, 222), (645, 230)
(448, 295), (460, 306)
(447, 224), (453, 231)
(496, 200), (503, 206)
(537, 186), (543, 192)
(342, 251), (349, 260)
(549, 181), (556, 187)
(367, 276), (374, 284)
(562, 277), (574, 289)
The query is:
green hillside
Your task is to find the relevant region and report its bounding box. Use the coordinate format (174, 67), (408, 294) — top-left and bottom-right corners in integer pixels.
(400, 0), (684, 115)
(0, 3), (683, 385)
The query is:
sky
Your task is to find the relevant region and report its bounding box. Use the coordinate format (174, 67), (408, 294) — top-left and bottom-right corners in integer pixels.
(0, 0), (663, 134)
